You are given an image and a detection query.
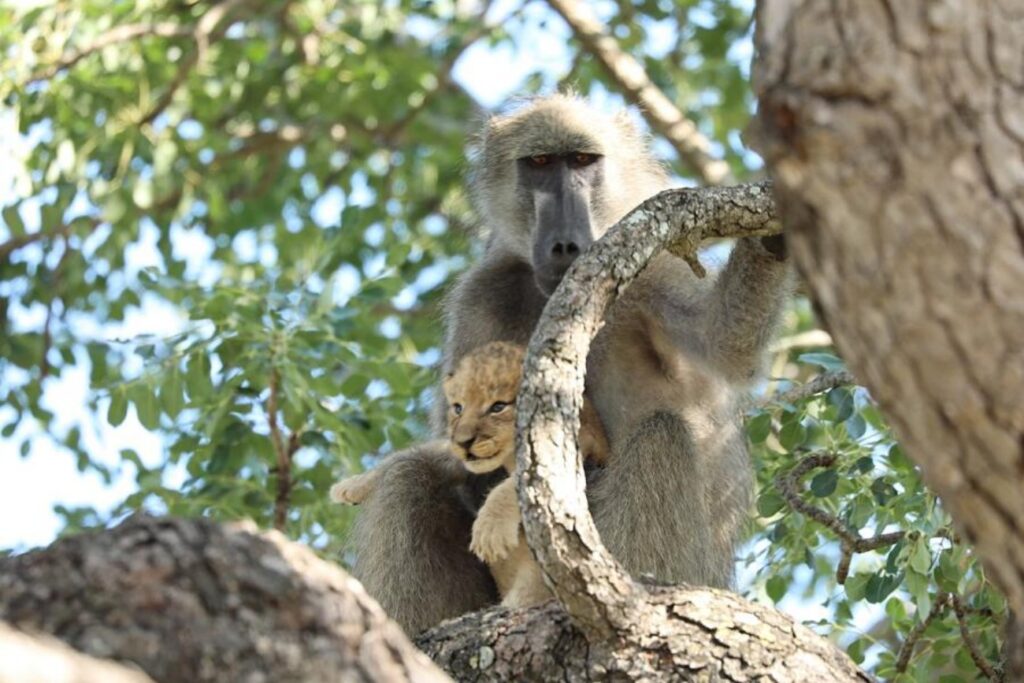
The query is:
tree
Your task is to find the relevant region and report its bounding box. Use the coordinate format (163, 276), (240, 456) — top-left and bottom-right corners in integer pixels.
(0, 0), (1014, 680)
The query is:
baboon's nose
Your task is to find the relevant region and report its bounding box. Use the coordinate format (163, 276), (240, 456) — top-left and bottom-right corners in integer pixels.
(550, 240), (581, 263)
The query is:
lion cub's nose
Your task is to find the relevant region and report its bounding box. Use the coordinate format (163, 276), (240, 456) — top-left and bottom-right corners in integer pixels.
(458, 436), (475, 450)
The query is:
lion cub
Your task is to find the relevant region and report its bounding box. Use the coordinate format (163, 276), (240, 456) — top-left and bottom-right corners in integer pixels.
(331, 341), (609, 608)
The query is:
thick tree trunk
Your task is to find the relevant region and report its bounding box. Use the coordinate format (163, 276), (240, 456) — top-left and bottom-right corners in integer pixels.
(754, 0), (1024, 621)
(0, 515), (448, 683)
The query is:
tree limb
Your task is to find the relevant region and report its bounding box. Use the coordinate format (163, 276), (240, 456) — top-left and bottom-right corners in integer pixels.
(545, 0), (732, 185)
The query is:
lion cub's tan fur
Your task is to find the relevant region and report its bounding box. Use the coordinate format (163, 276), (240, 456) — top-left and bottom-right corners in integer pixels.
(331, 341), (609, 608)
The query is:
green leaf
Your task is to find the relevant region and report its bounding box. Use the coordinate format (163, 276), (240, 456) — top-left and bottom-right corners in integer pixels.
(756, 489), (786, 517)
(765, 575), (787, 603)
(341, 372), (370, 397)
(845, 414), (867, 440)
(910, 540), (932, 575)
(847, 638), (866, 665)
(798, 352), (845, 372)
(865, 572), (902, 604)
(108, 389), (128, 427)
(186, 353), (214, 400)
(2, 204), (25, 235)
(160, 369), (185, 418)
(885, 596), (907, 622)
(844, 573), (870, 601)
(778, 420), (807, 451)
(809, 469), (837, 497)
(827, 386), (854, 421)
(129, 382), (160, 430)
(854, 456), (873, 474)
(937, 552), (961, 592)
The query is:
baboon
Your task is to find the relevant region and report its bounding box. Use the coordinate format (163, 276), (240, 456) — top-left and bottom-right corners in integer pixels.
(332, 341), (609, 608)
(350, 94), (791, 634)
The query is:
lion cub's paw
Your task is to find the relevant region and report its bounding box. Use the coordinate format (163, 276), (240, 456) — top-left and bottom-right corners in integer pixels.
(470, 511), (520, 564)
(329, 472), (376, 505)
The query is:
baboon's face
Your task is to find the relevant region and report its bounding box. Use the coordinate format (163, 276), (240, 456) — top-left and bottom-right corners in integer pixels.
(442, 343), (524, 474)
(517, 151), (605, 296)
(478, 97), (669, 296)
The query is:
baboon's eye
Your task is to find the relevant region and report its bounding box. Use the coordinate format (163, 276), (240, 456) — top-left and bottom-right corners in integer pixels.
(571, 152), (598, 167)
(489, 401), (510, 414)
(526, 155), (552, 168)
(452, 403), (463, 416)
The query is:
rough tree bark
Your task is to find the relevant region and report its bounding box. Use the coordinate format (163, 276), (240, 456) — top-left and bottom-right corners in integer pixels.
(754, 0), (1024, 623)
(0, 515), (448, 683)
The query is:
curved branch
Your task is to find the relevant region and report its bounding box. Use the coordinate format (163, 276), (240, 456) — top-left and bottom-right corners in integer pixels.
(775, 452), (904, 583)
(517, 182), (779, 639)
(29, 23), (191, 83)
(545, 0), (732, 184)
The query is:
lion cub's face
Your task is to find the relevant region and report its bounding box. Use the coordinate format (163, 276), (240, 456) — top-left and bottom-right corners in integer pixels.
(442, 342), (525, 474)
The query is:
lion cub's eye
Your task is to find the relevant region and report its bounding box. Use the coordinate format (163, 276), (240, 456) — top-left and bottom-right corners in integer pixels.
(452, 403), (463, 416)
(489, 401), (510, 414)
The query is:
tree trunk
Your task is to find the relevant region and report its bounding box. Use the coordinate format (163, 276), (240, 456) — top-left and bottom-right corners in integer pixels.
(754, 0), (1024, 623)
(0, 515), (448, 683)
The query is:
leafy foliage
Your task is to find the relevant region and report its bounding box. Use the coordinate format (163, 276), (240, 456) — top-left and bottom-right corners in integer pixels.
(0, 0), (1006, 678)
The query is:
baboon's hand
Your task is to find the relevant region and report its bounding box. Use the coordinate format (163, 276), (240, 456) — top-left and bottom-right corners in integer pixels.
(470, 506), (520, 563)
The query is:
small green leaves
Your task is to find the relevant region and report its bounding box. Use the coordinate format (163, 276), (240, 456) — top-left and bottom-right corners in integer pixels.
(746, 412), (772, 444)
(765, 575), (787, 603)
(778, 418), (807, 452)
(756, 489), (786, 517)
(809, 469), (838, 497)
(865, 572), (903, 604)
(827, 386), (854, 422)
(108, 388), (128, 427)
(797, 352), (845, 372)
(128, 381), (160, 430)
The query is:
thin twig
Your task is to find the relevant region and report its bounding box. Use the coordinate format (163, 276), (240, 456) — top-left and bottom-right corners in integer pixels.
(139, 0), (245, 126)
(895, 592), (949, 673)
(770, 370), (856, 405)
(545, 0), (731, 184)
(952, 594), (1003, 681)
(267, 368), (294, 531)
(29, 23), (191, 83)
(0, 218), (101, 263)
(775, 452), (904, 583)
